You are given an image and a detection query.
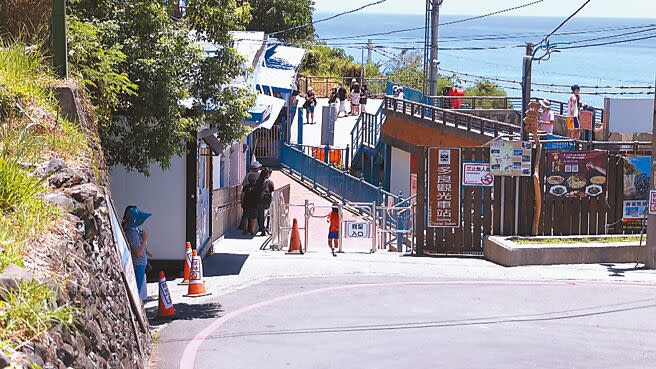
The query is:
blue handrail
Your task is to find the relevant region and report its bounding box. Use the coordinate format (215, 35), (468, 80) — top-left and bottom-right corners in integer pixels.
(349, 102), (386, 163)
(281, 143), (397, 205)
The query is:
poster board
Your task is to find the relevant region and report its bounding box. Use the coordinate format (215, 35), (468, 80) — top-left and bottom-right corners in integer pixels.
(105, 191), (147, 333)
(545, 151), (607, 199)
(623, 156), (650, 222)
(428, 147), (461, 228)
(490, 141), (532, 177)
(462, 162), (494, 187)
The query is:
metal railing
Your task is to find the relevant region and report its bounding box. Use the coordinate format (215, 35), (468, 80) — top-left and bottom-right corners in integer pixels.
(298, 75), (389, 98)
(384, 96), (522, 138)
(426, 95), (604, 126)
(349, 103), (385, 163)
(281, 143), (398, 205)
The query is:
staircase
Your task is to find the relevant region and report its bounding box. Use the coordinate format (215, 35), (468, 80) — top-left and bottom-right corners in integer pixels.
(349, 103), (387, 186)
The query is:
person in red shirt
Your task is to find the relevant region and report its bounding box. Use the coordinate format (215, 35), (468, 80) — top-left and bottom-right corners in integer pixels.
(326, 203), (340, 257)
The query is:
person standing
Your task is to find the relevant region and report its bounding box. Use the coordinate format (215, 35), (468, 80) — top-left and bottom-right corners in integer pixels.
(239, 161), (261, 231)
(359, 85), (369, 114)
(328, 86), (338, 122)
(337, 83), (347, 118)
(567, 85), (581, 139)
(349, 78), (361, 116)
(539, 99), (555, 134)
(397, 86), (405, 111)
(241, 174), (259, 236)
(122, 206), (152, 302)
(326, 203), (339, 257)
(255, 168), (275, 236)
(303, 87), (317, 124)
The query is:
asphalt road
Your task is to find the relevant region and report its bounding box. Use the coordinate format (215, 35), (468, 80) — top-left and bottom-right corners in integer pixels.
(154, 276), (656, 369)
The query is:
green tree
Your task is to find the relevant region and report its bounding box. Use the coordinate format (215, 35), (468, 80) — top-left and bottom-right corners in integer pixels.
(385, 52), (452, 93)
(464, 79), (509, 108)
(65, 0), (254, 174)
(247, 0), (314, 42)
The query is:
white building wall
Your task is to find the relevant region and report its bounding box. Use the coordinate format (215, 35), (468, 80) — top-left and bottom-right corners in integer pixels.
(390, 147), (411, 197)
(110, 156), (187, 261)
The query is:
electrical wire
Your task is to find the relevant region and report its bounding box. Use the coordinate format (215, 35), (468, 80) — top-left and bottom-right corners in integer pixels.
(556, 33), (656, 50)
(440, 68), (654, 90)
(268, 0), (389, 36)
(451, 76), (655, 95)
(540, 0), (591, 43)
(316, 0), (547, 42)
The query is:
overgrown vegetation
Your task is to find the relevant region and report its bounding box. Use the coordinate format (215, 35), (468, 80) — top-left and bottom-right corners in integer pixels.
(0, 43), (77, 352)
(247, 0), (314, 42)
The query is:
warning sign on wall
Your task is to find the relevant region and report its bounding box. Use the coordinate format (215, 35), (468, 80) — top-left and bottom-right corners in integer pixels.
(463, 162), (494, 187)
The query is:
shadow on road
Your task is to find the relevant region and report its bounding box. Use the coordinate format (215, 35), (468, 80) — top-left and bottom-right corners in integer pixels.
(147, 302), (223, 328)
(203, 253), (250, 277)
(600, 263), (647, 277)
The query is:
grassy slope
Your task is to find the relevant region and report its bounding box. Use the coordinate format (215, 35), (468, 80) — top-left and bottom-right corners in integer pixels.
(0, 42), (81, 354)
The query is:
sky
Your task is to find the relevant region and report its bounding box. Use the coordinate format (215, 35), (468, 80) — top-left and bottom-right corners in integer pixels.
(313, 0), (656, 18)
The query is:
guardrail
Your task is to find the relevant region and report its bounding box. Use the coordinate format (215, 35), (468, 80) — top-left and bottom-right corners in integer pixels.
(384, 96), (522, 138)
(426, 95), (603, 126)
(350, 103), (385, 163)
(281, 143), (398, 205)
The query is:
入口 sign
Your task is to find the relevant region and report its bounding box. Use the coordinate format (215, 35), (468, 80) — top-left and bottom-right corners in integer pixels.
(463, 162), (494, 187)
(345, 221), (371, 238)
(428, 147), (461, 228)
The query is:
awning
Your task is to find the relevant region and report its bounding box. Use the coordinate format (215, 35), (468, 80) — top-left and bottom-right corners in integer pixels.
(245, 93), (285, 130)
(257, 67), (297, 94)
(198, 127), (224, 155)
(264, 45), (305, 70)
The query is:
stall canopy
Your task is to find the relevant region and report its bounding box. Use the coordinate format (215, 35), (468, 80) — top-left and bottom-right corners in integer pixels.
(245, 93), (285, 130)
(257, 45), (306, 94)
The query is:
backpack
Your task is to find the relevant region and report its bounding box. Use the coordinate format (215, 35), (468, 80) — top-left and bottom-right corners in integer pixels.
(260, 181), (273, 208)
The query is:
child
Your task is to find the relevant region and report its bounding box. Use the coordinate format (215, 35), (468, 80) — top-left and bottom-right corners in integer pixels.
(326, 203), (339, 257)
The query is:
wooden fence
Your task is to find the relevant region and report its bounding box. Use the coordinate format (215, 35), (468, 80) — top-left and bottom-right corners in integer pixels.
(425, 147), (641, 255)
(211, 185), (242, 243)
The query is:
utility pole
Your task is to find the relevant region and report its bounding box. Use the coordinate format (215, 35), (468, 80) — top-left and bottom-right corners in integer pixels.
(52, 0), (68, 78)
(361, 45), (365, 86)
(521, 43), (534, 141)
(367, 39), (373, 65)
(647, 76), (656, 269)
(428, 0), (442, 97)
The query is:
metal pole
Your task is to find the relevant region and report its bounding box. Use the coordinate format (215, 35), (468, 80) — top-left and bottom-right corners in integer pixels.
(646, 76), (656, 268)
(429, 0), (442, 97)
(338, 203), (344, 253)
(367, 39), (373, 65)
(51, 0), (68, 78)
(521, 43), (534, 142)
(371, 202), (377, 253)
(361, 45), (365, 87)
(304, 199), (309, 253)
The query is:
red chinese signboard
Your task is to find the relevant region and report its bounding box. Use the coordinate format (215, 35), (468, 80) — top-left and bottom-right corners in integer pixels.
(428, 147), (461, 228)
(546, 151), (607, 198)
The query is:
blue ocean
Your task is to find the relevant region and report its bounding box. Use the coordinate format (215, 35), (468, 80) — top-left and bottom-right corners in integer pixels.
(314, 13), (656, 107)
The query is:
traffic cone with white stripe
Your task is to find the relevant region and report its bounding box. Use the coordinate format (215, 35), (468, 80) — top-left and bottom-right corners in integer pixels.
(178, 242), (193, 285)
(157, 271), (175, 318)
(184, 250), (212, 298)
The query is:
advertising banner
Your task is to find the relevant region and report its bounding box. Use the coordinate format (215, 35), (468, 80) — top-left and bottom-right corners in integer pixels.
(546, 151), (607, 198)
(428, 147), (461, 228)
(623, 156), (650, 220)
(490, 141), (532, 177)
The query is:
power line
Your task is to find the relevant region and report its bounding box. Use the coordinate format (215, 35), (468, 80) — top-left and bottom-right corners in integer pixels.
(317, 0), (547, 41)
(556, 33), (656, 50)
(441, 68), (655, 90)
(541, 0), (591, 43)
(268, 0), (389, 36)
(451, 76), (655, 95)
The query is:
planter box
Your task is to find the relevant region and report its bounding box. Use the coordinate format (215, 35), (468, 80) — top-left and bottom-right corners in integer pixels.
(484, 235), (648, 267)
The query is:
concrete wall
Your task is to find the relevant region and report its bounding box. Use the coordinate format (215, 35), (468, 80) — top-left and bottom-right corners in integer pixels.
(390, 147), (411, 197)
(110, 156), (187, 261)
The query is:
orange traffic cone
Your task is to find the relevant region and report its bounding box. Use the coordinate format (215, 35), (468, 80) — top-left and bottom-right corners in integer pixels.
(178, 242), (193, 285)
(287, 218), (303, 254)
(184, 250), (212, 297)
(157, 271), (175, 318)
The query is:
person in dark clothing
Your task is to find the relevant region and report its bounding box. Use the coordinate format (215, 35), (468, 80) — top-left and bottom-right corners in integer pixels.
(349, 79), (360, 115)
(359, 84), (369, 113)
(337, 83), (347, 118)
(328, 86), (338, 122)
(255, 168), (275, 236)
(241, 174), (259, 235)
(303, 87), (317, 124)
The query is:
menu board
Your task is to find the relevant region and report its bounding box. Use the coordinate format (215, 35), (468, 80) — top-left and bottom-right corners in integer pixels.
(428, 147), (461, 228)
(490, 141), (532, 177)
(546, 151), (607, 198)
(623, 156), (650, 220)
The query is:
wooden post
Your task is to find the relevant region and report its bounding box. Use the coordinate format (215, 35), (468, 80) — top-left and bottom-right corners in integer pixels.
(524, 101), (542, 235)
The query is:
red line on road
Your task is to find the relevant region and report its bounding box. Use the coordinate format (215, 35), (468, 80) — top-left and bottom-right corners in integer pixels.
(178, 279), (654, 369)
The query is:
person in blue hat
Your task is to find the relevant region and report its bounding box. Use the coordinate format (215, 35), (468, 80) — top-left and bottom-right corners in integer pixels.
(122, 205), (152, 301)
